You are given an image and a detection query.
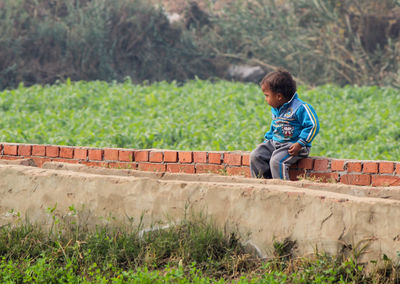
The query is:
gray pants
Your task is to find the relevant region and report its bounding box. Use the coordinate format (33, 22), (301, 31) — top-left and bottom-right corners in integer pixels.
(250, 140), (310, 180)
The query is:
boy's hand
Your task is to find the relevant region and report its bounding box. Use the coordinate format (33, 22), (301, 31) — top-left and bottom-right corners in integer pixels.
(288, 142), (302, 156)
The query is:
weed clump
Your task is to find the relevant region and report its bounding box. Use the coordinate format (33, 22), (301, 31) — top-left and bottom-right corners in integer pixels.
(0, 209), (399, 282)
(0, 209), (257, 280)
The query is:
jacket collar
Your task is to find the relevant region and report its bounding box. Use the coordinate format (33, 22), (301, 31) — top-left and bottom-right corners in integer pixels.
(275, 92), (298, 112)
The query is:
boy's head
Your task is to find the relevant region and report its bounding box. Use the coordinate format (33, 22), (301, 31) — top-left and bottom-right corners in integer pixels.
(260, 69), (297, 108)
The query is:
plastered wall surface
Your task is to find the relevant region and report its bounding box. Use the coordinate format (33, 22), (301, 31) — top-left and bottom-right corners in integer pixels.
(1, 160), (400, 264)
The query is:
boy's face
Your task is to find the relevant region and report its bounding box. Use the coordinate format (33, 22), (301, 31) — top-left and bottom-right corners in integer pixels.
(262, 85), (284, 108)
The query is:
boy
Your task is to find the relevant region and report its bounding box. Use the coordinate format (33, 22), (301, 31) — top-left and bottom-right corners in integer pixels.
(250, 69), (319, 180)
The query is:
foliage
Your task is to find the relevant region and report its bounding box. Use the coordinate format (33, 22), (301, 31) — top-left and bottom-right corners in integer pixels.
(0, 207), (255, 281)
(0, 209), (399, 282)
(0, 0), (214, 90)
(202, 0), (400, 87)
(0, 80), (399, 161)
(0, 0), (399, 89)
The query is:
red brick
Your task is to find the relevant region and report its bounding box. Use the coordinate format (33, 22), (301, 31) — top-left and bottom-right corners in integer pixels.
(396, 164), (400, 176)
(18, 145), (32, 156)
(179, 152), (193, 163)
(104, 148), (119, 161)
(51, 158), (79, 165)
(379, 162), (394, 174)
(119, 150), (134, 162)
(313, 159), (329, 171)
(81, 161), (108, 167)
(371, 175), (400, 187)
(196, 164), (225, 174)
(340, 174), (371, 186)
(46, 146), (59, 158)
(226, 167), (250, 177)
(224, 153), (242, 166)
(309, 173), (339, 183)
(88, 149), (103, 161)
(209, 152), (222, 164)
(74, 148), (88, 160)
(193, 152), (207, 163)
(0, 156), (21, 161)
(347, 162), (362, 173)
(59, 147), (74, 159)
(331, 160), (345, 171)
(164, 151), (178, 163)
(363, 162), (378, 174)
(3, 145), (18, 156)
(138, 163), (166, 172)
(149, 151), (163, 163)
(298, 158), (314, 170)
(108, 162), (137, 170)
(135, 151), (149, 162)
(242, 154), (250, 166)
(32, 145), (46, 156)
(167, 164), (195, 174)
(31, 157), (51, 167)
(289, 169), (306, 181)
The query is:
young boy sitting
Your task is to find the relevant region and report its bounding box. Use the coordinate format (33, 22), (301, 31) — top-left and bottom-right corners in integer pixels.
(250, 69), (319, 180)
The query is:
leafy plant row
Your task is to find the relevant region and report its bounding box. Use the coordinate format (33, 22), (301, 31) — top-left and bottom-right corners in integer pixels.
(0, 80), (398, 161)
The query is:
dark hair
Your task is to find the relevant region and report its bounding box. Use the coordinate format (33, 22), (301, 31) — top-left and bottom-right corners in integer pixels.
(260, 69), (297, 100)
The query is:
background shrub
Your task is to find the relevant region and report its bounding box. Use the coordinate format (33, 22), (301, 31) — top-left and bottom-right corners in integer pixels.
(201, 0), (400, 87)
(0, 0), (216, 90)
(0, 0), (399, 89)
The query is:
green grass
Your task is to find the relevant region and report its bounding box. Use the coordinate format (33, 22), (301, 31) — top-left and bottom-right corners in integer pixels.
(0, 208), (251, 282)
(0, 208), (398, 283)
(0, 79), (399, 161)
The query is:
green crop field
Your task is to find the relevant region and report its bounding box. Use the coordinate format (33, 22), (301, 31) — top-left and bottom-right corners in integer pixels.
(0, 79), (398, 161)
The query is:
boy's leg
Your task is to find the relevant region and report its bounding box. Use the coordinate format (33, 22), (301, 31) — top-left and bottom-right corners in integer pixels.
(270, 143), (310, 180)
(250, 140), (276, 178)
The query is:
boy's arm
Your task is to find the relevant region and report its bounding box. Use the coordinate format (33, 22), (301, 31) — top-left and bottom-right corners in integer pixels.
(264, 121), (274, 141)
(296, 104), (319, 146)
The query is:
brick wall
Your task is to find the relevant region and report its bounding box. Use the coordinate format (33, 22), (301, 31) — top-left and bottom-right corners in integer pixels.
(1, 142), (400, 187)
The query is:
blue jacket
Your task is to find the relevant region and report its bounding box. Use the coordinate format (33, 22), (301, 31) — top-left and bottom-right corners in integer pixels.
(265, 93), (319, 147)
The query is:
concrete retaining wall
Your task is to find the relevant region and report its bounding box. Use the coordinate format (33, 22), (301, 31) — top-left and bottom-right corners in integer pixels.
(1, 160), (400, 264)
